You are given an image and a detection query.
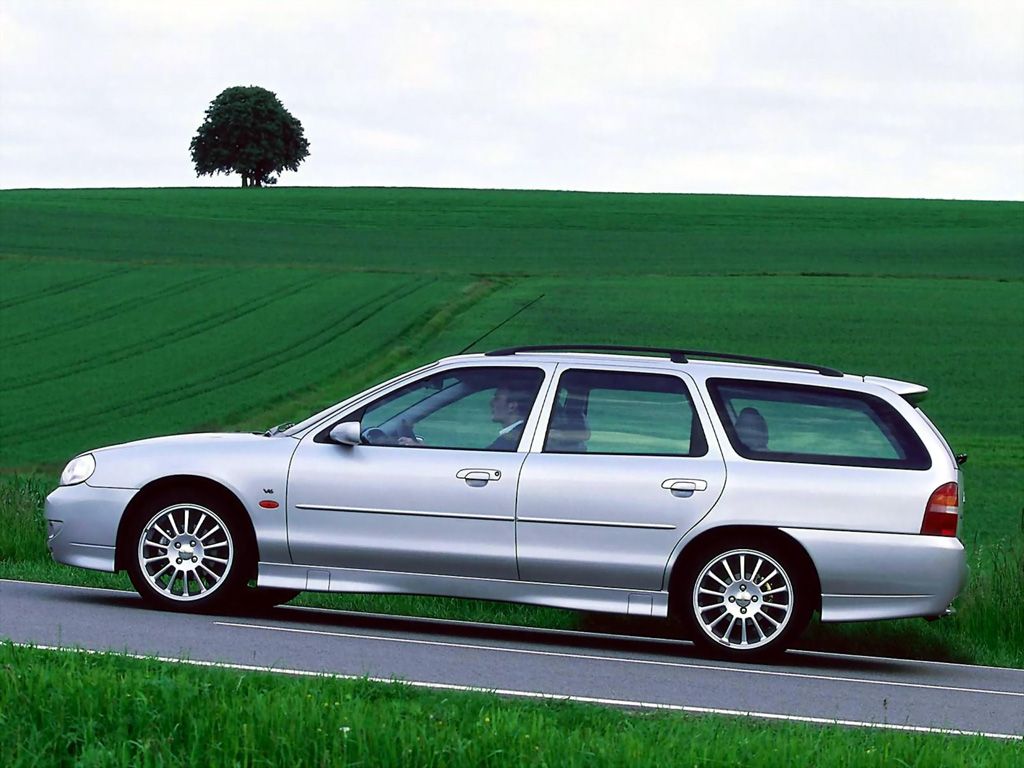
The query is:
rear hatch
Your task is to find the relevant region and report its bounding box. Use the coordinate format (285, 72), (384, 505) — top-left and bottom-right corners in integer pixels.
(863, 375), (965, 538)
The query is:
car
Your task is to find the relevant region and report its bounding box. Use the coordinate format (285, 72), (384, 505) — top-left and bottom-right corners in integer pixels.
(46, 344), (967, 660)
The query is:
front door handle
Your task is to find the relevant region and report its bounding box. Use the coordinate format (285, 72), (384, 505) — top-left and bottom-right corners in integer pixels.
(662, 478), (708, 497)
(457, 468), (501, 486)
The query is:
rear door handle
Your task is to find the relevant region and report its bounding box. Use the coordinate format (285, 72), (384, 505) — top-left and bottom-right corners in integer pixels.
(457, 468), (501, 485)
(662, 478), (708, 497)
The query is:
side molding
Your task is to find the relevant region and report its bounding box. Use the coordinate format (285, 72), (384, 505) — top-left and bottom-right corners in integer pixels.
(258, 562), (670, 617)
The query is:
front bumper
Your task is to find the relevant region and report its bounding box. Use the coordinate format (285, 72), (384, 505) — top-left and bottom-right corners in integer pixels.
(45, 483), (138, 572)
(782, 528), (968, 623)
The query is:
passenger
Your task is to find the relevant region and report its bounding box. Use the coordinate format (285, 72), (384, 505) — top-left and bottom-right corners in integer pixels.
(735, 407), (769, 451)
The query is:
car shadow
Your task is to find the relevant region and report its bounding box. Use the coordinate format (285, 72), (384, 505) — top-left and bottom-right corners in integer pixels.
(263, 602), (909, 675)
(71, 591), (920, 676)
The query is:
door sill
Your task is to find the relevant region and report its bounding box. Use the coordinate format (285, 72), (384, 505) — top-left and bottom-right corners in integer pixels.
(257, 562), (669, 617)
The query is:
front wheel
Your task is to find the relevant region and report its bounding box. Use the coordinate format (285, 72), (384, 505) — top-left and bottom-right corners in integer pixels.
(126, 493), (251, 612)
(682, 543), (810, 661)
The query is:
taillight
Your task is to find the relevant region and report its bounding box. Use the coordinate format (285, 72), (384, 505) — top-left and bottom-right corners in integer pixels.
(921, 482), (959, 537)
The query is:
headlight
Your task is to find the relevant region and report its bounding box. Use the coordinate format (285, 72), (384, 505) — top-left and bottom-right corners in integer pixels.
(60, 454), (96, 486)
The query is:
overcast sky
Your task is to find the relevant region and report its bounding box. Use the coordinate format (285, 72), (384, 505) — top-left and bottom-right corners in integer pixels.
(2, 1), (1022, 199)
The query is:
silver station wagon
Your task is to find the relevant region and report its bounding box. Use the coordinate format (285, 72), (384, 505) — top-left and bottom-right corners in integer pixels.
(46, 345), (968, 659)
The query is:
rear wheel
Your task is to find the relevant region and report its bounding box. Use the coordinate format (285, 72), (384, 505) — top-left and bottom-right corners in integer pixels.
(126, 491), (252, 612)
(681, 542), (810, 661)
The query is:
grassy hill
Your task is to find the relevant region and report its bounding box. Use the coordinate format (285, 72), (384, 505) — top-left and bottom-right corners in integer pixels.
(1, 187), (1021, 665)
(1, 188), (1020, 531)
(2, 187), (1022, 277)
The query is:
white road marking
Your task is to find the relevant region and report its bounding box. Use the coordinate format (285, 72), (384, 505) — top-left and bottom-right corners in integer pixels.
(215, 620), (1024, 699)
(11, 642), (1022, 741)
(4, 577), (1023, 675)
(0, 578), (129, 594)
(787, 646), (1024, 673)
(278, 606), (1024, 675)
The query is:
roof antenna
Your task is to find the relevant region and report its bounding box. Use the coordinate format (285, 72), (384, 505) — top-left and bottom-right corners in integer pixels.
(458, 294), (545, 354)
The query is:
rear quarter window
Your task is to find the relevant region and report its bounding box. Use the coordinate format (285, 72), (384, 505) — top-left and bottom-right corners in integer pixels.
(706, 378), (931, 470)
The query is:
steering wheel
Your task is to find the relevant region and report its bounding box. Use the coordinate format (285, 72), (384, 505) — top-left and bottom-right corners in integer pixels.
(397, 419), (424, 444)
(360, 427), (389, 445)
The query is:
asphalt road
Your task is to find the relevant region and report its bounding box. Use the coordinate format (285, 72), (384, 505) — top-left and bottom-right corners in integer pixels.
(2, 579), (1022, 739)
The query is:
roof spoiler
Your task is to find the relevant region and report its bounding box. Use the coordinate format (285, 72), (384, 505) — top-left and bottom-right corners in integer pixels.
(863, 375), (929, 404)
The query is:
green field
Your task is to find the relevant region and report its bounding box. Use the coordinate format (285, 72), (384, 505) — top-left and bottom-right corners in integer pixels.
(3, 188), (1021, 277)
(1, 188), (1022, 668)
(3, 643), (1021, 768)
(1, 266), (475, 467)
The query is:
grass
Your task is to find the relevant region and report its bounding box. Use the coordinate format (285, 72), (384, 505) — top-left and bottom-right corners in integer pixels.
(3, 643), (1021, 768)
(2, 186), (1023, 765)
(0, 187), (1022, 667)
(0, 265), (480, 467)
(2, 188), (1022, 278)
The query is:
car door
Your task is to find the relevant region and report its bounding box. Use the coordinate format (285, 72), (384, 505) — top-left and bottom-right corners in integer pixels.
(286, 364), (552, 579)
(516, 364), (726, 590)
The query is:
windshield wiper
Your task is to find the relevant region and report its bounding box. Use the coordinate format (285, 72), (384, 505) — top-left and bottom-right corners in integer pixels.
(263, 422), (294, 437)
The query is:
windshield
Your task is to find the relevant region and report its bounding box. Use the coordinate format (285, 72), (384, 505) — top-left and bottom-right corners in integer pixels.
(278, 361), (440, 437)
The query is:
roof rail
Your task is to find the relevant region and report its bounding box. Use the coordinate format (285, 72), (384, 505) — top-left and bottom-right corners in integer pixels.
(484, 344), (844, 377)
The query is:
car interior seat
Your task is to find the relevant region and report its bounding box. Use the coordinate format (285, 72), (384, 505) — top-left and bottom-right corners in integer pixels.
(546, 393), (591, 452)
(734, 406), (769, 451)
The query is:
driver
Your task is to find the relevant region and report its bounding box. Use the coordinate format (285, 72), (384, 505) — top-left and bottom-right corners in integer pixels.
(396, 384), (534, 450)
(486, 385), (533, 450)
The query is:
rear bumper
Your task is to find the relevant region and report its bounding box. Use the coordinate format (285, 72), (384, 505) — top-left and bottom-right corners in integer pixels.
(45, 483), (137, 573)
(781, 528), (967, 622)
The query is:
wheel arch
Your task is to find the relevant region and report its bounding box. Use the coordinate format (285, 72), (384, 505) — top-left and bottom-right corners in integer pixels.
(666, 525), (822, 618)
(115, 474), (259, 575)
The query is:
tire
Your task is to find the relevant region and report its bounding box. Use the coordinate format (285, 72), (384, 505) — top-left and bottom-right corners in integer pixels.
(126, 489), (253, 613)
(680, 541), (811, 661)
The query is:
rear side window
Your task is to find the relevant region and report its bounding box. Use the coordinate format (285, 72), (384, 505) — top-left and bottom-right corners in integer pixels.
(707, 378), (930, 470)
(544, 369), (708, 456)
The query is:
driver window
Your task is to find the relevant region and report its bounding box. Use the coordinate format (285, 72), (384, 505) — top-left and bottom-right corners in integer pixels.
(359, 367), (545, 451)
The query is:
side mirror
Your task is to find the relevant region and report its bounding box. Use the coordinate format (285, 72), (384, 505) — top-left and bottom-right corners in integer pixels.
(329, 421), (362, 446)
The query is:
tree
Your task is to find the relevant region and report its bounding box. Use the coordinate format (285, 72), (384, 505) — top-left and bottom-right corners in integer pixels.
(190, 86), (310, 187)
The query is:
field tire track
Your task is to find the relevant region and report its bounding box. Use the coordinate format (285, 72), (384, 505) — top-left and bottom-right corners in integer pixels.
(1, 273), (326, 393)
(0, 272), (228, 350)
(20, 278), (429, 439)
(0, 266), (136, 310)
(0, 259), (33, 280)
(19, 279), (434, 442)
(218, 278), (505, 430)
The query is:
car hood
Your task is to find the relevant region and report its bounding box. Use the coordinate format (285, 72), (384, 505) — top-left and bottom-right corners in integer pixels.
(83, 432), (300, 491)
(90, 432), (287, 456)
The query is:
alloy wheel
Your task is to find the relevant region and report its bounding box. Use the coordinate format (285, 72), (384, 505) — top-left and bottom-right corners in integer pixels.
(692, 548), (794, 650)
(136, 503), (234, 602)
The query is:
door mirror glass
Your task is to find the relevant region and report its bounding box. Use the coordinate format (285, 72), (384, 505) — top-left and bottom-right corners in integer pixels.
(329, 421), (362, 446)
